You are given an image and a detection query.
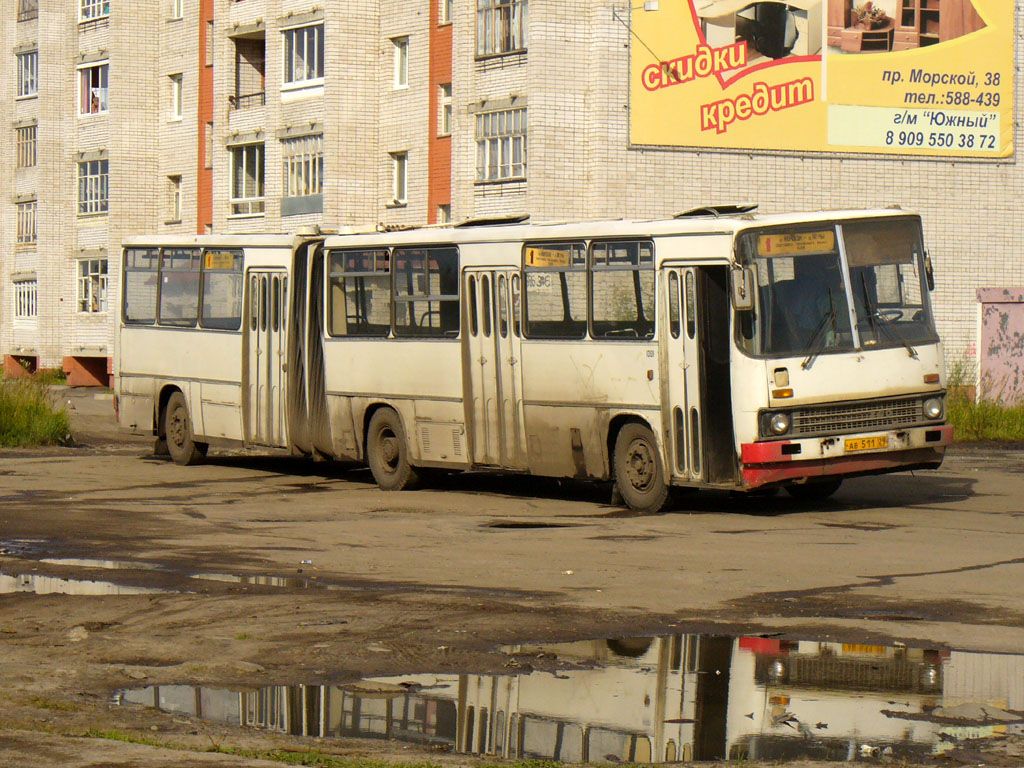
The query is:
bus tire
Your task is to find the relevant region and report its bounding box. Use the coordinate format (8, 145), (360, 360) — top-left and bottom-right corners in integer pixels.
(613, 423), (668, 515)
(785, 478), (842, 501)
(163, 391), (207, 466)
(367, 408), (420, 491)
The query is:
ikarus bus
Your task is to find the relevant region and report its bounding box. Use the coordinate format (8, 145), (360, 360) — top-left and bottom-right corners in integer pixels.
(115, 207), (951, 514)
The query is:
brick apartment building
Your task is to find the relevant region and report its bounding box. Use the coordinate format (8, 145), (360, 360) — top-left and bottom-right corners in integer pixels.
(1, 0), (1022, 386)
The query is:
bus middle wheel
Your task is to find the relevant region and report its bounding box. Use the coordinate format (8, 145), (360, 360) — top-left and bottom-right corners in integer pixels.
(613, 422), (668, 515)
(367, 408), (421, 491)
(163, 391), (207, 466)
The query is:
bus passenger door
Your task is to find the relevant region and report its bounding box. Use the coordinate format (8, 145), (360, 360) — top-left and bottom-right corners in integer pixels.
(246, 270), (288, 447)
(662, 267), (703, 482)
(464, 270), (527, 468)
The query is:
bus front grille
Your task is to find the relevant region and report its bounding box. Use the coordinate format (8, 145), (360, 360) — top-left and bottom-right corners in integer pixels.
(791, 397), (925, 437)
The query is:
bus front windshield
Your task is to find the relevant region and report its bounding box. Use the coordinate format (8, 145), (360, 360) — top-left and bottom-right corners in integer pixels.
(737, 218), (938, 359)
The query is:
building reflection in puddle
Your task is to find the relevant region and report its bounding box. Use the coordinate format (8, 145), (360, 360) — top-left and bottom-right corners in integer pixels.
(117, 634), (1024, 763)
(0, 572), (165, 595)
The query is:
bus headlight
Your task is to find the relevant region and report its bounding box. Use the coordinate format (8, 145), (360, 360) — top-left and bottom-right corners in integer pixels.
(923, 397), (944, 420)
(769, 412), (791, 435)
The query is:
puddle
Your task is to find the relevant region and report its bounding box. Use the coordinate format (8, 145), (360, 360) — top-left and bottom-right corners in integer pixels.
(0, 572), (165, 596)
(484, 521), (577, 530)
(40, 557), (166, 572)
(116, 632), (1024, 763)
(0, 538), (47, 557)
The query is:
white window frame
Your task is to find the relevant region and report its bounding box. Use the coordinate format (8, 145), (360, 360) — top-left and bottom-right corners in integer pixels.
(78, 61), (109, 116)
(16, 125), (37, 168)
(77, 258), (109, 313)
(390, 152), (408, 205)
(16, 200), (37, 245)
(79, 0), (110, 22)
(170, 0), (183, 20)
(78, 159), (109, 215)
(17, 51), (38, 99)
(477, 0), (527, 57)
(170, 73), (183, 119)
(230, 143), (265, 216)
(392, 36), (409, 89)
(281, 134), (324, 198)
(437, 204), (451, 224)
(439, 83), (452, 136)
(13, 279), (38, 321)
(168, 175), (182, 222)
(440, 0), (453, 24)
(282, 23), (324, 89)
(476, 108), (527, 181)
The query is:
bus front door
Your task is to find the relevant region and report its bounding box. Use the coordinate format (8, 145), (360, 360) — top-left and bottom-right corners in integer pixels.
(662, 266), (738, 485)
(464, 270), (527, 469)
(246, 270), (288, 447)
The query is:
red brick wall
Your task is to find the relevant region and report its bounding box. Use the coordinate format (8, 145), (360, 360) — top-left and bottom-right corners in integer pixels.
(196, 0), (214, 234)
(427, 6), (453, 223)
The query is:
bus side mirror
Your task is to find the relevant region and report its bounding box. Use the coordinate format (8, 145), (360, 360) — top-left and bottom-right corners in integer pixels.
(924, 252), (935, 291)
(731, 266), (755, 311)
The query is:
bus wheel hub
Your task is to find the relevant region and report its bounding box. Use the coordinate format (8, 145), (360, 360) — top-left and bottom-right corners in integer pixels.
(626, 440), (655, 490)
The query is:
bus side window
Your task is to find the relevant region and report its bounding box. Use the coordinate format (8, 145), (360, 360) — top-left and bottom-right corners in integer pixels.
(249, 275), (258, 331)
(327, 249), (391, 337)
(259, 276), (268, 332)
(158, 247), (202, 328)
(393, 246), (460, 338)
(481, 274), (492, 338)
(668, 271), (681, 339)
(591, 240), (654, 340)
(522, 241), (586, 339)
(123, 247), (160, 324)
(200, 249), (243, 331)
(468, 274), (478, 335)
(271, 275), (280, 332)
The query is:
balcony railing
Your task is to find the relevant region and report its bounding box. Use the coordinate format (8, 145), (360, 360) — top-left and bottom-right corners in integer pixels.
(229, 91), (266, 111)
(17, 0), (39, 22)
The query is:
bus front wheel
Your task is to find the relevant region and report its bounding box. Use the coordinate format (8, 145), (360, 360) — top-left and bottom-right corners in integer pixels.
(163, 391), (207, 466)
(613, 423), (668, 515)
(367, 409), (421, 491)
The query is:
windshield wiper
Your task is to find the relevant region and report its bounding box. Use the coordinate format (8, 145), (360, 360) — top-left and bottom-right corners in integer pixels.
(800, 290), (837, 370)
(859, 273), (917, 359)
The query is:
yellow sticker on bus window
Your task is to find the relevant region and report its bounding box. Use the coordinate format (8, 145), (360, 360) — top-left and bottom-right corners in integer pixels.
(757, 231), (835, 258)
(205, 251), (236, 270)
(525, 247), (571, 268)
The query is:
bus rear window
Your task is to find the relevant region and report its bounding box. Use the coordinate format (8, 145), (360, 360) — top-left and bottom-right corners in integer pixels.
(123, 248), (159, 324)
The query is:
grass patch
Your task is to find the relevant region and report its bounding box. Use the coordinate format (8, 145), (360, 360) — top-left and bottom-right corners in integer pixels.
(29, 696), (80, 713)
(946, 359), (1024, 443)
(0, 378), (71, 447)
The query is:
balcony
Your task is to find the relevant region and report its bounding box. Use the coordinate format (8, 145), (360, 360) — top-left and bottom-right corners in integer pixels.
(229, 91), (266, 111)
(231, 36), (266, 112)
(17, 0), (38, 22)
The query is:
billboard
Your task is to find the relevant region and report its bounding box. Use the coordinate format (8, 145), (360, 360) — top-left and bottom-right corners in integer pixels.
(629, 0), (1012, 157)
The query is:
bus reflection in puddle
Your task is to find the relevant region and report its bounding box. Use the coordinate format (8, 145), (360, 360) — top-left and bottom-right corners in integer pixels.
(116, 633), (1024, 763)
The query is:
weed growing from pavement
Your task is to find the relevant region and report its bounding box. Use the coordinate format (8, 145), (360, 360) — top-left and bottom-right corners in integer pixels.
(0, 377), (70, 447)
(946, 360), (1024, 442)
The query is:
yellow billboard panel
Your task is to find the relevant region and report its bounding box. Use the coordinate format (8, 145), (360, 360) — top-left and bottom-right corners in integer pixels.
(630, 0), (1012, 157)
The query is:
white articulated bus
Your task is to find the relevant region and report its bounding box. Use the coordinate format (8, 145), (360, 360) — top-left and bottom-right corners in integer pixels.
(116, 208), (952, 513)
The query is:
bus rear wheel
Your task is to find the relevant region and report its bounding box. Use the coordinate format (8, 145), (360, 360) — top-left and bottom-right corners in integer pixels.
(163, 391), (207, 466)
(785, 478), (842, 501)
(367, 408), (420, 491)
(613, 423), (668, 515)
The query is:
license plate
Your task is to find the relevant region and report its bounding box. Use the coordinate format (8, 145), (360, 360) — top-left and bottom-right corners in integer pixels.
(844, 435), (889, 452)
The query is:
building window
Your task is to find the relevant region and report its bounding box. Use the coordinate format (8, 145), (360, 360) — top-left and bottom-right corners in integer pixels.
(391, 152), (408, 205)
(79, 62), (109, 115)
(392, 37), (409, 88)
(477, 0), (526, 57)
(16, 201), (36, 245)
(205, 20), (214, 65)
(476, 108), (527, 181)
(170, 0), (183, 20)
(78, 258), (108, 313)
(283, 23), (324, 86)
(168, 175), (182, 221)
(438, 204), (451, 224)
(230, 143), (265, 215)
(440, 0), (453, 24)
(16, 126), (37, 168)
(18, 0), (39, 23)
(13, 279), (38, 320)
(80, 0), (110, 21)
(282, 134), (323, 198)
(170, 73), (183, 119)
(78, 159), (109, 215)
(17, 51), (38, 98)
(439, 83), (452, 136)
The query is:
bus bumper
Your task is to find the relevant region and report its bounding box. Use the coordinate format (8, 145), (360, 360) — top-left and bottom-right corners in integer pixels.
(739, 424), (953, 489)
